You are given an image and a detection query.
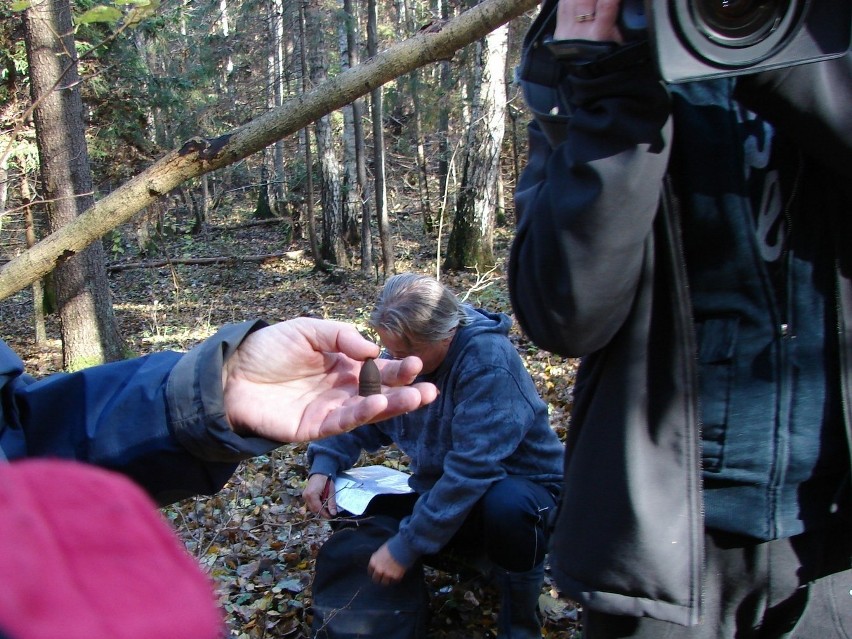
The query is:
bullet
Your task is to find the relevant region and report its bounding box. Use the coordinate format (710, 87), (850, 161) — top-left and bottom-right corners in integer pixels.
(358, 358), (382, 397)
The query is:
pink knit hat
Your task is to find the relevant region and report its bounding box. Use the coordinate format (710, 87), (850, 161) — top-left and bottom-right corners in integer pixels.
(0, 459), (224, 639)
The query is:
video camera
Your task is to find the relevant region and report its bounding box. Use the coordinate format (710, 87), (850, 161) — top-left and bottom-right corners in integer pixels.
(621, 0), (851, 83)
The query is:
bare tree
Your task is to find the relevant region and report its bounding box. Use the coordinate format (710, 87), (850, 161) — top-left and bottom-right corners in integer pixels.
(306, 0), (347, 267)
(341, 0), (373, 276)
(298, 1), (321, 261)
(368, 0), (393, 277)
(21, 175), (47, 345)
(444, 18), (508, 272)
(22, 0), (126, 369)
(437, 0), (459, 227)
(400, 0), (435, 233)
(269, 0), (287, 207)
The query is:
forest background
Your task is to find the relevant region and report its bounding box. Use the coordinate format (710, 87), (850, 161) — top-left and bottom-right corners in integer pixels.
(0, 0), (580, 636)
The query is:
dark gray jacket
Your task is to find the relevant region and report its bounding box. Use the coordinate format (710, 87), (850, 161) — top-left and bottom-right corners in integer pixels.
(509, 1), (852, 626)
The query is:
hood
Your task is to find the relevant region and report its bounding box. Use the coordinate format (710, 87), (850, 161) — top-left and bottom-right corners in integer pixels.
(437, 306), (512, 373)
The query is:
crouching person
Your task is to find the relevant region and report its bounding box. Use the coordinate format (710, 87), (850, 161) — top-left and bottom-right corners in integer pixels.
(303, 273), (564, 639)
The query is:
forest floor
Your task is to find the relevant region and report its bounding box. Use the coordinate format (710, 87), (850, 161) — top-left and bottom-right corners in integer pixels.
(0, 204), (582, 639)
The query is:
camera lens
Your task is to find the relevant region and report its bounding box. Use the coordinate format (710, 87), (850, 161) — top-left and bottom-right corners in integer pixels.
(652, 0), (848, 82)
(693, 0), (788, 46)
(671, 0), (806, 68)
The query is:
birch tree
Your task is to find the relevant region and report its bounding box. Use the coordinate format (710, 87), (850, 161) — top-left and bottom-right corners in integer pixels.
(306, 0), (347, 267)
(443, 15), (508, 272)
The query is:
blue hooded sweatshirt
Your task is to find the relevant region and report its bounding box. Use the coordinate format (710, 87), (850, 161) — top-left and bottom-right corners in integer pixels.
(308, 306), (564, 568)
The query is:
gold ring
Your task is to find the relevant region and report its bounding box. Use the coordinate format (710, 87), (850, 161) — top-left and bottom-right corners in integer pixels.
(575, 12), (596, 22)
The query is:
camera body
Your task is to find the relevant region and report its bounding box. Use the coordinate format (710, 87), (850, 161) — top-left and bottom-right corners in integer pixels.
(622, 0), (851, 83)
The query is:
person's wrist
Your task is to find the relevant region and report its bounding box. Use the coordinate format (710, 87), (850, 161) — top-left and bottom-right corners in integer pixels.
(545, 37), (652, 79)
(543, 36), (618, 62)
(221, 354), (237, 430)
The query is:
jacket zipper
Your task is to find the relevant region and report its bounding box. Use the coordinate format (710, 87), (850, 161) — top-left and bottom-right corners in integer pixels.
(833, 258), (852, 509)
(769, 152), (803, 538)
(661, 174), (704, 624)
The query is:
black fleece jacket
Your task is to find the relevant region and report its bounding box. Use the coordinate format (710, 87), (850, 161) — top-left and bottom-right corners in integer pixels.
(509, 0), (852, 624)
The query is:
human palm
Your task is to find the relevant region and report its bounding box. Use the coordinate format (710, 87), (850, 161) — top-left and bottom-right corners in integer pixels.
(222, 318), (436, 442)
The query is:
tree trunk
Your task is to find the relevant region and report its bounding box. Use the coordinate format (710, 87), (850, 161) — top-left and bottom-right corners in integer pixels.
(508, 102), (521, 197)
(21, 175), (47, 345)
(0, 143), (7, 223)
(354, 92), (372, 278)
(269, 0), (286, 206)
(254, 166), (274, 219)
(401, 0), (434, 234)
(199, 173), (209, 230)
(219, 0), (234, 88)
(339, 7), (361, 249)
(443, 20), (508, 272)
(409, 69), (434, 234)
(306, 0), (347, 268)
(22, 0), (125, 368)
(132, 30), (165, 149)
(298, 1), (321, 262)
(437, 0), (456, 224)
(342, 0), (373, 276)
(368, 0), (393, 278)
(0, 0), (539, 300)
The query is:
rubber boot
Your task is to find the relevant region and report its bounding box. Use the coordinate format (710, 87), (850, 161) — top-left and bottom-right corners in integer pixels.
(494, 562), (545, 639)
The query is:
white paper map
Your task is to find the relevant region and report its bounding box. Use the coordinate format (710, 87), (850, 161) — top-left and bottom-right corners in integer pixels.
(333, 465), (414, 515)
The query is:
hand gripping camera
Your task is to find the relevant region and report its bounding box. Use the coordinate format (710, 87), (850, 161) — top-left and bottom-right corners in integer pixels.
(621, 0), (851, 82)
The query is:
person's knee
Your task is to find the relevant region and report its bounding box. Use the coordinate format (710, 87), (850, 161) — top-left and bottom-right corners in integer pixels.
(480, 479), (552, 570)
(482, 480), (539, 526)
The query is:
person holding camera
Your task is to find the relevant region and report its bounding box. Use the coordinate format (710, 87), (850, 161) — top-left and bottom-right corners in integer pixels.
(509, 0), (851, 637)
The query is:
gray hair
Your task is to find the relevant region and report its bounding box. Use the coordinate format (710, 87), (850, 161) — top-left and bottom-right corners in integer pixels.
(369, 273), (470, 345)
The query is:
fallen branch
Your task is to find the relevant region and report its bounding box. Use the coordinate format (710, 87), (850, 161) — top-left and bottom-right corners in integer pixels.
(107, 250), (305, 272)
(0, 0), (539, 300)
(217, 218), (291, 231)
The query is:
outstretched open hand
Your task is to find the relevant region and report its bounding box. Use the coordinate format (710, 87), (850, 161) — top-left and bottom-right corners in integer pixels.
(222, 318), (438, 442)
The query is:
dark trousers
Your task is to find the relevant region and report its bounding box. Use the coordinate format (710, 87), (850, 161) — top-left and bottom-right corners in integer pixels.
(361, 476), (558, 573)
(583, 518), (852, 639)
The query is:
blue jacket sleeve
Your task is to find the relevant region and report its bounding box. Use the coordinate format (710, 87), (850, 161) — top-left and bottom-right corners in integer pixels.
(306, 424), (394, 479)
(509, 38), (672, 358)
(0, 321), (280, 505)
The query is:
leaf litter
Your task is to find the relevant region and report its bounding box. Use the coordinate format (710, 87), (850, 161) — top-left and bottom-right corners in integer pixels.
(7, 211), (581, 638)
